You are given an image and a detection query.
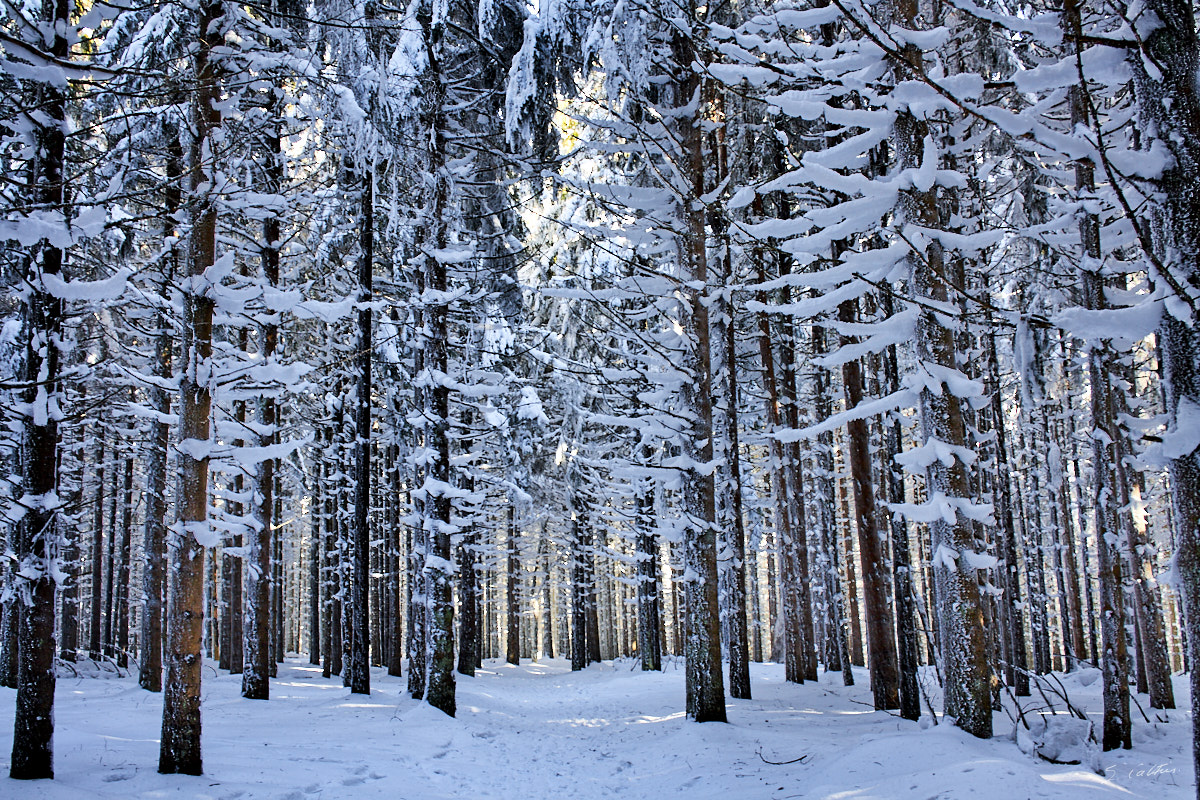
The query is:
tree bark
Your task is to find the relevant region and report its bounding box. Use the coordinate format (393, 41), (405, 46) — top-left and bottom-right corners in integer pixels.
(893, 1), (990, 737)
(346, 158), (373, 695)
(9, 0), (68, 775)
(159, 0), (222, 774)
(839, 298), (900, 710)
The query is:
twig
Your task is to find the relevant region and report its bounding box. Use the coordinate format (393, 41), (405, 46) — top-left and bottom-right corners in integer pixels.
(1129, 692), (1152, 724)
(756, 748), (808, 766)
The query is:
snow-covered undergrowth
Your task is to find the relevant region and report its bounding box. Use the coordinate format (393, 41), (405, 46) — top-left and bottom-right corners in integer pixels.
(0, 658), (1190, 799)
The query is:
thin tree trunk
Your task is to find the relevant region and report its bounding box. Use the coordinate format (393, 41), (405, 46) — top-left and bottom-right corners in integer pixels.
(346, 158), (373, 696)
(839, 297), (900, 710)
(880, 293), (919, 719)
(984, 320), (1029, 696)
(115, 454), (134, 668)
(89, 435), (105, 661)
(506, 506), (520, 665)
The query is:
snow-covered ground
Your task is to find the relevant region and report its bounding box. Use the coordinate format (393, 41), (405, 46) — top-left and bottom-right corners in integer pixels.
(0, 657), (1191, 799)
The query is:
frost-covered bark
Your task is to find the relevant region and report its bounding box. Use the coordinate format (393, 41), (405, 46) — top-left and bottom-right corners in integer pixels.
(418, 0), (455, 714)
(1126, 0), (1200, 786)
(671, 17), (726, 724)
(984, 322), (1028, 697)
(139, 123), (180, 693)
(1063, 0), (1129, 747)
(893, 0), (990, 738)
(159, 0), (223, 775)
(9, 0), (69, 776)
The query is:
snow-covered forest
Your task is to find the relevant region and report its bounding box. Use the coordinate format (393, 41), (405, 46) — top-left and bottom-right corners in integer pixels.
(2, 0), (1200, 796)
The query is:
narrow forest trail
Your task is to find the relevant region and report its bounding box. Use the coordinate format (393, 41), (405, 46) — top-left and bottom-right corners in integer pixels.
(0, 657), (1192, 799)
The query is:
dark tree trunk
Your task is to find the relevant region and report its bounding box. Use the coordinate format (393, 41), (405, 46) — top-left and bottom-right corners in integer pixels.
(388, 441), (404, 677)
(506, 506), (520, 665)
(89, 435), (105, 661)
(457, 523), (478, 676)
(636, 475), (662, 672)
(672, 16), (725, 722)
(540, 532), (555, 660)
(570, 490), (588, 672)
(60, 431), (82, 664)
(115, 455), (134, 668)
(346, 160), (373, 696)
(9, 0), (68, 774)
(585, 527), (601, 664)
(103, 464), (117, 658)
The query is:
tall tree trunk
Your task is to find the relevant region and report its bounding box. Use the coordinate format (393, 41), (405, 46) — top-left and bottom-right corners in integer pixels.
(506, 506), (521, 665)
(1064, 5), (1132, 744)
(139, 126), (179, 691)
(103, 465), (117, 658)
(672, 18), (725, 722)
(457, 522), (478, 675)
(346, 158), (373, 695)
(636, 474), (662, 671)
(418, 15), (455, 711)
(984, 321), (1029, 696)
(89, 435), (106, 661)
(893, 1), (990, 737)
(115, 454), (134, 668)
(1123, 6), (1200, 777)
(540, 532), (555, 660)
(60, 430), (83, 665)
(9, 0), (68, 774)
(879, 294), (919, 719)
(585, 527), (601, 664)
(388, 440), (404, 677)
(839, 298), (900, 710)
(159, 0), (222, 774)
(570, 485), (588, 672)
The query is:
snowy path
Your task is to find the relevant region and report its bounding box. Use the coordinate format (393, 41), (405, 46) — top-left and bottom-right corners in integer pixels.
(0, 657), (1192, 799)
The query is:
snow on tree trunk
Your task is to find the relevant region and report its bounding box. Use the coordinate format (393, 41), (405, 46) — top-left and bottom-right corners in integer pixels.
(893, 9), (991, 736)
(159, 0), (222, 775)
(139, 125), (180, 692)
(1126, 0), (1200, 788)
(671, 16), (726, 724)
(9, 0), (68, 777)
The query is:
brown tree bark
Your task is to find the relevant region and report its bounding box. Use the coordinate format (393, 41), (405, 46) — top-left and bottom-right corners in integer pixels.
(838, 298), (900, 710)
(159, 0), (222, 775)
